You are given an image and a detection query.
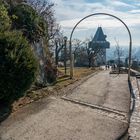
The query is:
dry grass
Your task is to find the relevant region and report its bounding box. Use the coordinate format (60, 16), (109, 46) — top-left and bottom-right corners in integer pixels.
(12, 67), (100, 112)
(52, 67), (100, 91)
(58, 67), (98, 79)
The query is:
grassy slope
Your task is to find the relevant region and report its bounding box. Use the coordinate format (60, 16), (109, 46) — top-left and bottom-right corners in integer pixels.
(12, 67), (99, 112)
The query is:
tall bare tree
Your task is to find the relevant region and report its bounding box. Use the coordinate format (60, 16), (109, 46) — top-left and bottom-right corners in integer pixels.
(84, 38), (101, 67)
(54, 30), (64, 65)
(72, 38), (101, 67)
(72, 39), (85, 57)
(27, 0), (59, 43)
(114, 39), (123, 72)
(86, 46), (101, 67)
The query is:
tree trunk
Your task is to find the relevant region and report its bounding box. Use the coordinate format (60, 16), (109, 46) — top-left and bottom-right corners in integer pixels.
(55, 52), (58, 65)
(55, 42), (59, 65)
(88, 58), (91, 68)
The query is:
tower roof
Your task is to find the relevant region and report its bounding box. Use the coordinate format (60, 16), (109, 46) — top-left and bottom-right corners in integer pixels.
(89, 27), (110, 49)
(93, 27), (107, 41)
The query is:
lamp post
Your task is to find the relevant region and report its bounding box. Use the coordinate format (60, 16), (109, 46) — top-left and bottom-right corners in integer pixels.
(54, 38), (59, 66)
(63, 36), (67, 75)
(54, 30), (61, 66)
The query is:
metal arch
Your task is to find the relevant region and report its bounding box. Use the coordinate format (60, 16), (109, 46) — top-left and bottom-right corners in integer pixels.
(69, 13), (132, 80)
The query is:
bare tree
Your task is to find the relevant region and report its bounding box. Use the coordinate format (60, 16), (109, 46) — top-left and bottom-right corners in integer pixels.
(27, 0), (59, 43)
(71, 38), (102, 67)
(82, 38), (101, 67)
(86, 46), (101, 67)
(54, 31), (64, 65)
(74, 46), (88, 67)
(72, 39), (85, 57)
(114, 39), (123, 72)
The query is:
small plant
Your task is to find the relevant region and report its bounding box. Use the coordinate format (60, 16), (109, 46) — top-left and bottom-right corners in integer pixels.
(11, 4), (47, 43)
(0, 1), (11, 32)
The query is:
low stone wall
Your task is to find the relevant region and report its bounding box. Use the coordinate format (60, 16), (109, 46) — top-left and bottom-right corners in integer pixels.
(128, 72), (140, 139)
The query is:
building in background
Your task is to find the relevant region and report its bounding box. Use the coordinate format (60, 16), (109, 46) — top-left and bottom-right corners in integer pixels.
(89, 27), (110, 66)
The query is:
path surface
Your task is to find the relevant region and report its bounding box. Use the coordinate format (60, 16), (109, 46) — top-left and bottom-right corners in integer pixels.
(0, 70), (130, 140)
(66, 70), (130, 113)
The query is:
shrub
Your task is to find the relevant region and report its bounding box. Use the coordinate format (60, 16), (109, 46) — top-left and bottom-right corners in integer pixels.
(11, 4), (47, 43)
(45, 60), (57, 83)
(0, 1), (11, 32)
(0, 31), (37, 103)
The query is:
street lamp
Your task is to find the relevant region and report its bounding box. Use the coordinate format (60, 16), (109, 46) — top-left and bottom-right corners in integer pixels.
(54, 37), (59, 66)
(54, 30), (61, 66)
(63, 36), (67, 75)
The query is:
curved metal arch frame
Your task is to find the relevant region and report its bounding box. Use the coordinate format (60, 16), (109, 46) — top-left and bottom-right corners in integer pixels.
(69, 13), (132, 80)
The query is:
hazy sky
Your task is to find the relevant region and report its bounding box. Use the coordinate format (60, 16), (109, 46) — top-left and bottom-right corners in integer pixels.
(52, 0), (140, 47)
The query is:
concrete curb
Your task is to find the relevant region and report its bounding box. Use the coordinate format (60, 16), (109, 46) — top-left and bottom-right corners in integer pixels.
(62, 96), (128, 122)
(128, 77), (140, 140)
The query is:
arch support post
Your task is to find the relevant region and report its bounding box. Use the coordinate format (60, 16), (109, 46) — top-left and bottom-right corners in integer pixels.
(69, 13), (132, 80)
(70, 41), (73, 79)
(128, 41), (132, 81)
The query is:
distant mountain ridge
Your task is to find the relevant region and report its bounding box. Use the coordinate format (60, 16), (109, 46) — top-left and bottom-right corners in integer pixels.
(106, 46), (140, 60)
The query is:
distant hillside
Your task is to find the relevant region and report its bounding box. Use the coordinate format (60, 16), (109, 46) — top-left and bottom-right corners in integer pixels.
(106, 46), (140, 60)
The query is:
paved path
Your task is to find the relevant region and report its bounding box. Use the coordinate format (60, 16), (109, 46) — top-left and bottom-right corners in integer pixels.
(0, 70), (130, 140)
(66, 70), (130, 113)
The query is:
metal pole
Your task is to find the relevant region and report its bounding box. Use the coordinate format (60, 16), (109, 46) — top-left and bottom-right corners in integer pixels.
(72, 53), (74, 77)
(128, 41), (132, 81)
(69, 41), (73, 79)
(64, 39), (67, 75)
